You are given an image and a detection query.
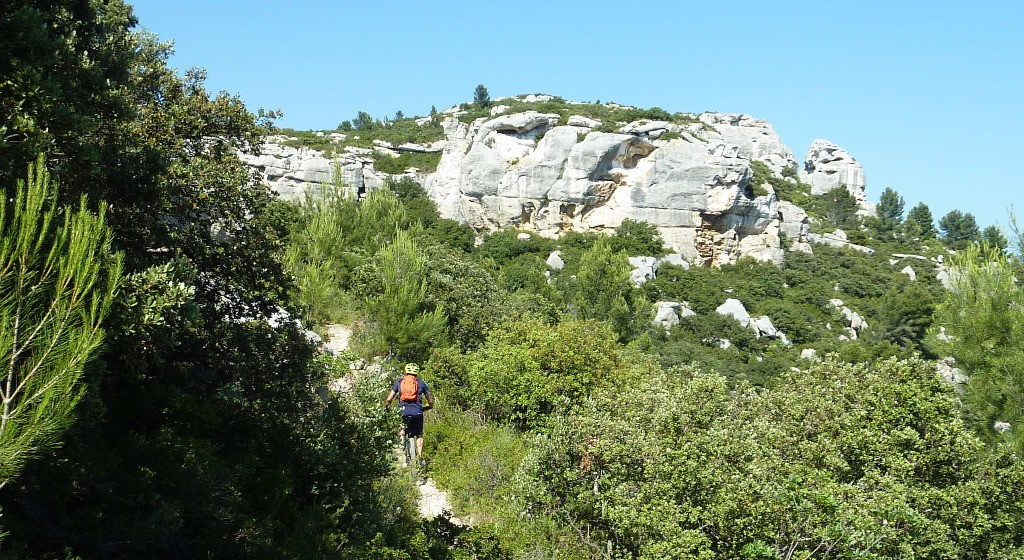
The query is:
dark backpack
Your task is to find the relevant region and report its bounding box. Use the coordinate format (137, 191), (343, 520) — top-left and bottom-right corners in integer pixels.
(399, 374), (419, 403)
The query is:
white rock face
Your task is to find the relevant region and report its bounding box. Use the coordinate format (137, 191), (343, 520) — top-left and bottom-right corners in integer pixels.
(425, 110), (798, 266)
(239, 135), (390, 200)
(700, 113), (798, 175)
(798, 139), (869, 205)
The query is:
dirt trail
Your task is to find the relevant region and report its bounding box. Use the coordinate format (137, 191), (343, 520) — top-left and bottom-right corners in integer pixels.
(324, 324), (464, 525)
(418, 478), (464, 524)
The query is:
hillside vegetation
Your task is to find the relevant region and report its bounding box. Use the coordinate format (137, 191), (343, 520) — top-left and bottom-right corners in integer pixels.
(1, 2), (1022, 559)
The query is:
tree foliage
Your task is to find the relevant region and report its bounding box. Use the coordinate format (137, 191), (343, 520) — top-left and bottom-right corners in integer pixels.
(474, 84), (491, 109)
(932, 243), (1024, 451)
(0, 157), (122, 489)
(939, 210), (981, 250)
(528, 358), (1024, 559)
(905, 202), (937, 239)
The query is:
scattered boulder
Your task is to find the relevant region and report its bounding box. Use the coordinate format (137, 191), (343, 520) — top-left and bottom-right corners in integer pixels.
(936, 357), (968, 392)
(653, 301), (696, 329)
(716, 298), (752, 328)
(629, 256), (659, 285)
(800, 348), (817, 360)
(807, 230), (876, 255)
(829, 299), (867, 338)
(546, 251), (565, 270)
(901, 265), (917, 281)
(567, 115), (601, 128)
(994, 421), (1012, 434)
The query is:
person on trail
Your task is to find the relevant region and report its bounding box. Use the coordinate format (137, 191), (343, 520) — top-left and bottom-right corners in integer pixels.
(384, 362), (434, 463)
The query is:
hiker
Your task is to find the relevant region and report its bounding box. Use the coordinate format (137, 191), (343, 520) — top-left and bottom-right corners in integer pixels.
(384, 362), (434, 462)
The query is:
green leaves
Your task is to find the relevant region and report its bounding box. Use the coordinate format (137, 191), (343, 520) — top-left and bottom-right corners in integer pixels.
(528, 357), (1017, 558)
(0, 156), (122, 488)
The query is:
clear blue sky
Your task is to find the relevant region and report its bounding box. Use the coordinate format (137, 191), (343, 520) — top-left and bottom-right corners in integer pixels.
(130, 0), (1022, 232)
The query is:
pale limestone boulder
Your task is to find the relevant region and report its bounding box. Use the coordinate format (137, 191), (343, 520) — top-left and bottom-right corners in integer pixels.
(653, 301), (682, 329)
(901, 265), (917, 281)
(778, 201), (809, 243)
(936, 357), (968, 393)
(717, 298), (751, 328)
(629, 256), (658, 285)
(830, 298), (867, 336)
(659, 253), (690, 270)
(807, 230), (876, 255)
(798, 139), (868, 202)
(546, 251), (565, 270)
(568, 115), (601, 128)
(801, 348), (817, 360)
(751, 315), (778, 338)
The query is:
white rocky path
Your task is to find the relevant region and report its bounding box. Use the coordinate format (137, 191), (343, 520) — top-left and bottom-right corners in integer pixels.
(323, 324), (465, 524)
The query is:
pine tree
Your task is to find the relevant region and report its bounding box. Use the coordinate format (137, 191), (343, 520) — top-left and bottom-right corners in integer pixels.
(905, 202), (937, 239)
(875, 187), (905, 233)
(0, 157), (122, 488)
(474, 84), (491, 108)
(361, 230), (446, 361)
(939, 210), (981, 250)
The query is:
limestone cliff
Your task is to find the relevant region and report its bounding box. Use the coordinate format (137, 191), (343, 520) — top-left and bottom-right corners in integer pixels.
(243, 96), (872, 266)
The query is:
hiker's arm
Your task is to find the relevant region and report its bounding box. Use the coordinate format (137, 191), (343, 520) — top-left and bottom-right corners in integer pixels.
(384, 390), (396, 407)
(426, 392), (435, 408)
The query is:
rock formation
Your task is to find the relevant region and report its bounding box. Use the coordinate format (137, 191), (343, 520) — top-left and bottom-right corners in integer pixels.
(242, 96), (876, 267)
(424, 107), (808, 266)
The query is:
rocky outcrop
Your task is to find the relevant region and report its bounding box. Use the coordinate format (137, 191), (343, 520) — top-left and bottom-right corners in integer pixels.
(239, 135), (391, 200)
(653, 301), (696, 329)
(829, 299), (868, 339)
(425, 109), (803, 266)
(799, 139), (867, 199)
(242, 98), (878, 268)
(715, 298), (790, 344)
(807, 230), (876, 255)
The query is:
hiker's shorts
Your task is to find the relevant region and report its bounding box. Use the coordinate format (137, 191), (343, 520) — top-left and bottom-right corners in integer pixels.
(402, 413), (424, 437)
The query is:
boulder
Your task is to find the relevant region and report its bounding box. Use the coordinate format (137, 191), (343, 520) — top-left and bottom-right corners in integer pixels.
(798, 139), (868, 204)
(546, 251), (565, 270)
(807, 230), (876, 255)
(716, 298), (751, 328)
(901, 265), (917, 281)
(830, 299), (868, 336)
(936, 357), (968, 393)
(568, 115), (602, 128)
(653, 301), (682, 329)
(800, 348), (817, 360)
(629, 256), (658, 285)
